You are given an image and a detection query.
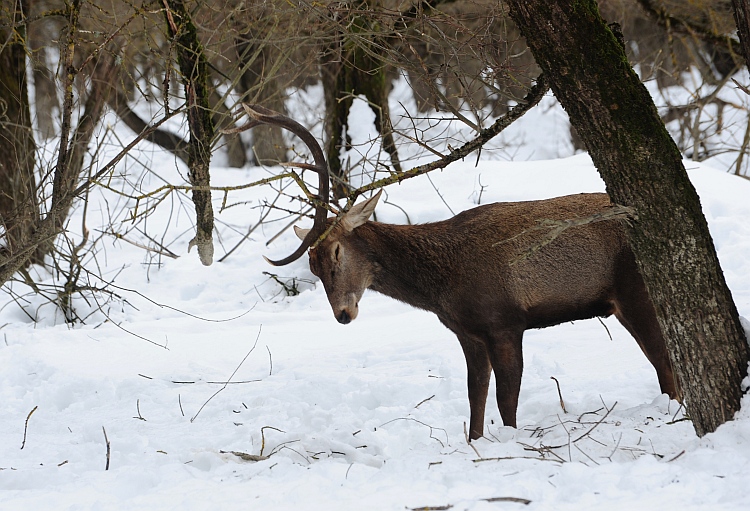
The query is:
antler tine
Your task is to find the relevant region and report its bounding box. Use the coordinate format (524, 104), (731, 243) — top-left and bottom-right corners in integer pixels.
(241, 104), (330, 266)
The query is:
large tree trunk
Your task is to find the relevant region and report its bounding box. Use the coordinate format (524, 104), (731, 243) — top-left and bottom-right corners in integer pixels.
(506, 0), (749, 436)
(0, 0), (42, 265)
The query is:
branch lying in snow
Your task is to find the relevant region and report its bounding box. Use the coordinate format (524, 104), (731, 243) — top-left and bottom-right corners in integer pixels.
(473, 455), (563, 464)
(409, 499), (533, 511)
(220, 450), (269, 462)
(527, 401), (618, 453)
(414, 394), (435, 408)
(515, 400), (627, 465)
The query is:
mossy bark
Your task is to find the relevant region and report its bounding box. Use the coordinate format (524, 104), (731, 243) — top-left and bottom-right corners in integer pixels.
(506, 0), (749, 436)
(165, 0), (215, 265)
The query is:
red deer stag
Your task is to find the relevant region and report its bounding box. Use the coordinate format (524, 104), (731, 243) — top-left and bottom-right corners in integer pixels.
(238, 104), (678, 441)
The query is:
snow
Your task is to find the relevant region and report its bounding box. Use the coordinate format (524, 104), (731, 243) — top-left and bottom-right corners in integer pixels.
(2, 87), (750, 510)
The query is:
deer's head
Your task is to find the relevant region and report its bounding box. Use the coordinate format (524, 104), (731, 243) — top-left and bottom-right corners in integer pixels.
(238, 104), (382, 323)
(294, 191), (382, 324)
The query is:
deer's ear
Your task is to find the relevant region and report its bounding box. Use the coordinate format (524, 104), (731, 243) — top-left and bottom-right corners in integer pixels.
(294, 225), (311, 241)
(341, 190), (383, 232)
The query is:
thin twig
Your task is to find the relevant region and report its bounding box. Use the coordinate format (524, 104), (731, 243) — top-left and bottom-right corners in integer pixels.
(379, 417), (448, 448)
(667, 450), (686, 462)
(497, 205), (636, 265)
(218, 195), (279, 262)
(20, 406), (38, 449)
(464, 422), (482, 458)
(133, 399), (146, 421)
(101, 230), (179, 259)
(542, 401), (618, 450)
(190, 326), (263, 422)
(597, 317), (613, 341)
(550, 377), (567, 413)
(220, 450), (269, 462)
(102, 426), (111, 470)
(260, 426), (285, 457)
(414, 395), (435, 409)
(473, 456), (563, 464)
(484, 497), (532, 505)
(85, 276), (256, 323)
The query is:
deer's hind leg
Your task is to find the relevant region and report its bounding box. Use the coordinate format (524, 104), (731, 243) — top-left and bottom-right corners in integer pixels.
(614, 256), (680, 400)
(457, 334), (492, 440)
(486, 328), (525, 430)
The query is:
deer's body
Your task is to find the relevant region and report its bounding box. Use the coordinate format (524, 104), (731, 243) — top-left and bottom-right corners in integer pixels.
(241, 105), (677, 441)
(354, 194), (623, 329)
(303, 192), (678, 439)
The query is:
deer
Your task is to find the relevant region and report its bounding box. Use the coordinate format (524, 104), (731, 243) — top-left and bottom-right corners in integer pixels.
(236, 104), (679, 441)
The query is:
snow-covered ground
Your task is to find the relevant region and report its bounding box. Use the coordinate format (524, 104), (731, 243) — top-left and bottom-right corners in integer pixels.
(1, 81), (750, 510)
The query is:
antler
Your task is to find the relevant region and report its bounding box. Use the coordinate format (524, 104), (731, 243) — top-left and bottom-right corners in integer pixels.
(238, 104), (330, 266)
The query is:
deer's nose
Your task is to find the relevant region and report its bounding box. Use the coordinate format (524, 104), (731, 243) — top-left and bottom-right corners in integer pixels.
(336, 309), (351, 324)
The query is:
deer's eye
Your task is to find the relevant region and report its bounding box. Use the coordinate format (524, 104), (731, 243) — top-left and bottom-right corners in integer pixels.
(331, 242), (342, 264)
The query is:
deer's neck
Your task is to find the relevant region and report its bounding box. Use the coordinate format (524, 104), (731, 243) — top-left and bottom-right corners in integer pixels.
(357, 221), (455, 314)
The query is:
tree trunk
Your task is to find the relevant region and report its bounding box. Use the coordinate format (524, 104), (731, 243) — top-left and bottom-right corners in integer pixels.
(26, 0), (62, 141)
(164, 0), (215, 266)
(235, 29), (288, 166)
(209, 89), (246, 169)
(321, 0), (401, 199)
(506, 0), (749, 436)
(0, 0), (42, 265)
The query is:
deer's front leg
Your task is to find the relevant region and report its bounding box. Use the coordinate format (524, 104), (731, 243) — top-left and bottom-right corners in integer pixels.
(487, 329), (524, 429)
